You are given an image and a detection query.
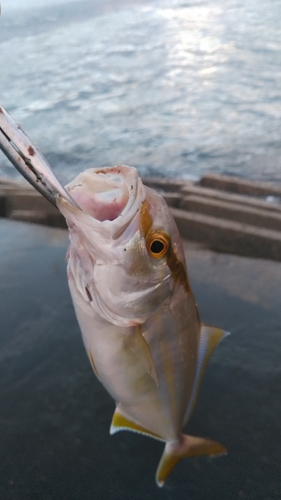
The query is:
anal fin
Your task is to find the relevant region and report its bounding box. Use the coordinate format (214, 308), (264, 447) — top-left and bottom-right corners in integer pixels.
(110, 406), (164, 441)
(156, 434), (227, 487)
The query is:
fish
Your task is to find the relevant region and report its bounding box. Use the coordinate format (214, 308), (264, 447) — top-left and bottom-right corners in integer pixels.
(56, 164), (228, 487)
(0, 104), (228, 486)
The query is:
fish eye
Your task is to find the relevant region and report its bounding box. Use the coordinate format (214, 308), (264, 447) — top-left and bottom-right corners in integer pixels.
(146, 231), (170, 259)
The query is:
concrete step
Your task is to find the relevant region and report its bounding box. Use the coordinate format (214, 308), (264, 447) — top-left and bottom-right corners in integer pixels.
(180, 184), (281, 214)
(142, 177), (185, 192)
(200, 173), (281, 198)
(9, 209), (66, 228)
(0, 185), (66, 227)
(181, 195), (281, 232)
(9, 209), (50, 224)
(171, 208), (281, 261)
(162, 192), (182, 207)
(2, 174), (281, 261)
(5, 191), (58, 214)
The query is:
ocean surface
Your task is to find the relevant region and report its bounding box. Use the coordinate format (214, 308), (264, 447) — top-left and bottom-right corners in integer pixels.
(1, 0), (281, 184)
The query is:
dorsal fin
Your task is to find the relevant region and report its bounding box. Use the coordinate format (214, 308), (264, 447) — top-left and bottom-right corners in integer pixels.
(110, 406), (164, 441)
(184, 325), (230, 424)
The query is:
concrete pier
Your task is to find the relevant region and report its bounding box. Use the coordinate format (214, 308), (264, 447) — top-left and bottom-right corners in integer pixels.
(0, 177), (66, 228)
(143, 174), (281, 261)
(1, 173), (281, 261)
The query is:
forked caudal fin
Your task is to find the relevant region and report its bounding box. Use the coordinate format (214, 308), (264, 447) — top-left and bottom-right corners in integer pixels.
(156, 434), (227, 487)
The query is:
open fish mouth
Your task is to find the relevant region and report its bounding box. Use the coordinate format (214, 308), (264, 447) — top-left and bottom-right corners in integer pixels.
(57, 165), (147, 245)
(65, 166), (137, 222)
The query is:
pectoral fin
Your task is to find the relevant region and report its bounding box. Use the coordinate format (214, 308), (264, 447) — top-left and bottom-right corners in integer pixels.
(110, 406), (164, 441)
(126, 326), (158, 384)
(156, 434), (227, 487)
(184, 324), (230, 424)
(88, 349), (99, 379)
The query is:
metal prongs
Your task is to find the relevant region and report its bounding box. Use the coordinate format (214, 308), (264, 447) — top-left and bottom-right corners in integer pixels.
(0, 105), (80, 209)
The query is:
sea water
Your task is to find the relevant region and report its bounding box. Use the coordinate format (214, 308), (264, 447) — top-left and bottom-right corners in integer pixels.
(1, 0), (281, 184)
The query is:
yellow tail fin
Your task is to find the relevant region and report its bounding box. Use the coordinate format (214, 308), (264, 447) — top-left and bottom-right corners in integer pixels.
(156, 434), (227, 487)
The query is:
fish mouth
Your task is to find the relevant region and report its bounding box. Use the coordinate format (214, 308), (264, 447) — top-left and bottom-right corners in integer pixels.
(65, 165), (140, 223)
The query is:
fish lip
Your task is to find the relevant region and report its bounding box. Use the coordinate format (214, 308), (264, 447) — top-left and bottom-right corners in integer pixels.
(0, 104), (80, 209)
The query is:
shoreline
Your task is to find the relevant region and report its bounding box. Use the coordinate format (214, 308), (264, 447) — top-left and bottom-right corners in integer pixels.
(1, 172), (281, 261)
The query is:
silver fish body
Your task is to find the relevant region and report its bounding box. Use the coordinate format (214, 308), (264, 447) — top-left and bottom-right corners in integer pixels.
(57, 165), (228, 486)
(0, 104), (227, 486)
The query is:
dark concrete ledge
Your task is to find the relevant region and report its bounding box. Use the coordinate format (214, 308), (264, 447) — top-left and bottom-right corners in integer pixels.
(180, 196), (281, 231)
(200, 172), (281, 198)
(0, 178), (67, 228)
(172, 209), (281, 262)
(2, 173), (281, 261)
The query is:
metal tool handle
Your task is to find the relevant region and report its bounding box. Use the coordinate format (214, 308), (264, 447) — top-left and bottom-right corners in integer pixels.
(0, 105), (80, 208)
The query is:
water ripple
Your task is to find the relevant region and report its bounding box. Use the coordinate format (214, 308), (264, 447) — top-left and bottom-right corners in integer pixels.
(1, 0), (281, 183)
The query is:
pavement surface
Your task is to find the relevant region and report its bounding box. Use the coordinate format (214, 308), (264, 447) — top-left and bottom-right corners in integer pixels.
(0, 218), (281, 500)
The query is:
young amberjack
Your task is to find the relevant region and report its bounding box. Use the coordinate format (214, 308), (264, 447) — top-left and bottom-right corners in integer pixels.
(57, 165), (228, 487)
